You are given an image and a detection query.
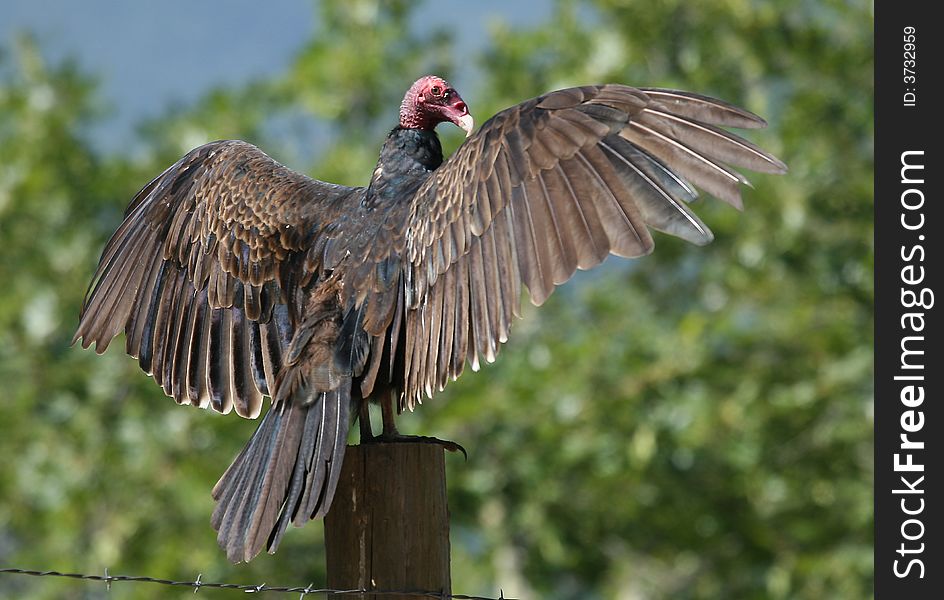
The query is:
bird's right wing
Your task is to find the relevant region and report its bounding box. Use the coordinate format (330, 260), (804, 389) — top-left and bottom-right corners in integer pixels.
(74, 140), (362, 419)
(400, 85), (787, 407)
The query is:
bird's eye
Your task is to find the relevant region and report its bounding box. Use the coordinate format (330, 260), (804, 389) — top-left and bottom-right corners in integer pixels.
(431, 85), (442, 96)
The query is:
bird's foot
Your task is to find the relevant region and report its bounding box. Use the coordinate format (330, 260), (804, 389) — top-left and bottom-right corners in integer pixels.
(366, 432), (468, 460)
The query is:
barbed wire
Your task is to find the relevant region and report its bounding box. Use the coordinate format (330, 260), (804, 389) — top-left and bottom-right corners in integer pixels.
(0, 567), (515, 599)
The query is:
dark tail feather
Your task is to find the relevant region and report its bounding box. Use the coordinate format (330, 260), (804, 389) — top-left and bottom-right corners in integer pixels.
(210, 378), (351, 563)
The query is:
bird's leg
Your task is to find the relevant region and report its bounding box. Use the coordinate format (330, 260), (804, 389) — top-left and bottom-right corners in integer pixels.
(372, 390), (467, 458)
(358, 396), (375, 443)
(380, 388), (400, 437)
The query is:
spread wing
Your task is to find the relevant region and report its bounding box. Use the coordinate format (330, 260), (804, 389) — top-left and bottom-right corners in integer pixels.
(74, 139), (361, 418)
(401, 85), (787, 406)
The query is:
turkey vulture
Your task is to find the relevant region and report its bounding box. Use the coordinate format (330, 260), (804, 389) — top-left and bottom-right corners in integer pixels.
(74, 75), (786, 562)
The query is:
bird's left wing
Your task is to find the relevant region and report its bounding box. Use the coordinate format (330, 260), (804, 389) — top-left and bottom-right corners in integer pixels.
(401, 85), (786, 407)
(74, 140), (361, 418)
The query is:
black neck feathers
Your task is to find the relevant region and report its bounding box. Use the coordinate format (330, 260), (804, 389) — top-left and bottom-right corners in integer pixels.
(381, 127), (444, 173)
(364, 127), (443, 209)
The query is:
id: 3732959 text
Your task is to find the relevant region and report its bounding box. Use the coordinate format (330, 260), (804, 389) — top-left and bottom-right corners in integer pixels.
(903, 26), (916, 107)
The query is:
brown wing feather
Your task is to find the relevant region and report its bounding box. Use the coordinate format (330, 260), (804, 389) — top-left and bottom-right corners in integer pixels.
(402, 84), (786, 407)
(74, 139), (361, 418)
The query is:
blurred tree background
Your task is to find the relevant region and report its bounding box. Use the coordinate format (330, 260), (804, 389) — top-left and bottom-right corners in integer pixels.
(0, 0), (872, 598)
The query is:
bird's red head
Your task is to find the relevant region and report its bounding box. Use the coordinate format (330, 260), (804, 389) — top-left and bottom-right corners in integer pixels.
(399, 75), (474, 137)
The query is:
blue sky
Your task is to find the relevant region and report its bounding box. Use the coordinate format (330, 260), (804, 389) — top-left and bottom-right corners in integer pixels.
(3, 0), (551, 149)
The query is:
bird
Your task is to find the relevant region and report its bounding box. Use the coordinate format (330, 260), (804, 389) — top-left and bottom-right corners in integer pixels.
(73, 75), (786, 562)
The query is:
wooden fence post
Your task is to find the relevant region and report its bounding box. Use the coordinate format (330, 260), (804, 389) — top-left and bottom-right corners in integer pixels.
(325, 443), (451, 599)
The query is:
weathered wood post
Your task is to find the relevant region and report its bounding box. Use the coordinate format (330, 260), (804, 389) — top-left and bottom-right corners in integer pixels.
(325, 443), (451, 599)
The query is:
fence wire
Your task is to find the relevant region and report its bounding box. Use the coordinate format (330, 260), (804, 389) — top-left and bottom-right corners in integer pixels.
(0, 567), (515, 599)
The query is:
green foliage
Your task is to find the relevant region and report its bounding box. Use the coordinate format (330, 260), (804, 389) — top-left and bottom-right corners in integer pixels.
(1, 1), (872, 598)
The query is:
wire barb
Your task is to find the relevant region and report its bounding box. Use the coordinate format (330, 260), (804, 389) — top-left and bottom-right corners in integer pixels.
(0, 567), (518, 599)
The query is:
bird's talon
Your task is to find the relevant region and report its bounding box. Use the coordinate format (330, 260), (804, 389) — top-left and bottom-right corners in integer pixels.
(370, 434), (468, 460)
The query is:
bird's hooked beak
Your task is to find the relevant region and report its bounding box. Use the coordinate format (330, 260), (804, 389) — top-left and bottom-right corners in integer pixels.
(446, 94), (473, 137)
(456, 113), (474, 138)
